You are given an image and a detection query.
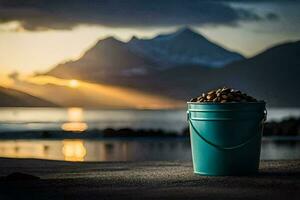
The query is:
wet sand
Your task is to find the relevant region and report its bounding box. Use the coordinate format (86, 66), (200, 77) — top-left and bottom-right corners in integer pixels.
(0, 158), (299, 199)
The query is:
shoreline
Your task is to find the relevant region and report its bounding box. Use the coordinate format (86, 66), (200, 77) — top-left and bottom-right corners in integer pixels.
(0, 117), (299, 139)
(0, 131), (300, 141)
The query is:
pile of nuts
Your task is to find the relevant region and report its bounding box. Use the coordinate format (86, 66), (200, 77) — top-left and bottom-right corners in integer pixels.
(190, 87), (258, 103)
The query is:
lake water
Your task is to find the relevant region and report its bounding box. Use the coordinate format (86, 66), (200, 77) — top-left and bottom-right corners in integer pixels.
(0, 107), (300, 133)
(0, 107), (299, 162)
(0, 138), (299, 162)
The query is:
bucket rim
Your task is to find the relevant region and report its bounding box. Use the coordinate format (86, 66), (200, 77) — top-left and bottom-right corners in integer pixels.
(187, 101), (265, 105)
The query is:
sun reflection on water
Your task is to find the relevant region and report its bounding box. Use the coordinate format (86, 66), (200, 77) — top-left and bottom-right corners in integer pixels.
(61, 107), (88, 132)
(61, 122), (88, 132)
(62, 140), (87, 161)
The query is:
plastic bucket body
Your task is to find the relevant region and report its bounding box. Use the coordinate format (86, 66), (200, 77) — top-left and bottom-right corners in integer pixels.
(187, 102), (266, 176)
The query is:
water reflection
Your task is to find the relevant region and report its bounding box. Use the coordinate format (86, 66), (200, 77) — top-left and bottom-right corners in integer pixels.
(0, 139), (299, 161)
(0, 140), (56, 159)
(62, 140), (87, 161)
(61, 108), (88, 132)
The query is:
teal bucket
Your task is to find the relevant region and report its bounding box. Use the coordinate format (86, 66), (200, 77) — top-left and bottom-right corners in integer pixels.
(187, 102), (266, 176)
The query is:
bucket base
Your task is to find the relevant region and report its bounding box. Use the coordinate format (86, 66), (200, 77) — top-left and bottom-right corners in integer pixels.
(193, 170), (259, 176)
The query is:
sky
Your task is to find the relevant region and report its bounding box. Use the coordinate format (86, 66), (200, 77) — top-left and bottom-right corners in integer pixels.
(0, 0), (299, 79)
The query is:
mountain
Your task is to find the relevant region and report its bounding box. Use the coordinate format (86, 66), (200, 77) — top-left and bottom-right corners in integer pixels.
(217, 40), (300, 106)
(0, 86), (57, 107)
(127, 27), (244, 68)
(48, 37), (158, 81)
(48, 28), (244, 81)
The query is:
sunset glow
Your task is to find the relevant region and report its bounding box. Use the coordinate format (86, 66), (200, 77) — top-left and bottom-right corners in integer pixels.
(26, 76), (82, 88)
(68, 79), (80, 88)
(11, 75), (184, 109)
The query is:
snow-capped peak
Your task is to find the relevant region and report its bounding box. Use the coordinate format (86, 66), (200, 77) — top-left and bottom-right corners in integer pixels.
(127, 27), (244, 68)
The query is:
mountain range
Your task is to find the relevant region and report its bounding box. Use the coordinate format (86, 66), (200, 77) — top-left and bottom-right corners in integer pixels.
(48, 27), (244, 79)
(46, 27), (300, 107)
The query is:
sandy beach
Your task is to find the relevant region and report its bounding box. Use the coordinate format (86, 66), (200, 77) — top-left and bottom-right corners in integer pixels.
(0, 158), (299, 199)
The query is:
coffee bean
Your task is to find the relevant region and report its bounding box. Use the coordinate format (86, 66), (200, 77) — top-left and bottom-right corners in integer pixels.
(222, 88), (230, 93)
(207, 93), (216, 100)
(197, 97), (204, 102)
(227, 94), (234, 100)
(221, 95), (228, 99)
(190, 87), (261, 103)
(208, 90), (215, 95)
(190, 98), (197, 102)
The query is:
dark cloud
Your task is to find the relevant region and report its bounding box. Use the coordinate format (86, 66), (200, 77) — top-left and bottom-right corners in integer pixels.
(0, 0), (277, 31)
(265, 13), (279, 21)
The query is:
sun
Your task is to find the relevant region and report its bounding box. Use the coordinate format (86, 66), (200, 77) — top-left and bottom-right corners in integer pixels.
(68, 79), (80, 88)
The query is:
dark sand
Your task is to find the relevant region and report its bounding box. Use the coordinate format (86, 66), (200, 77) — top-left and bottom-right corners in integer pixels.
(0, 158), (299, 199)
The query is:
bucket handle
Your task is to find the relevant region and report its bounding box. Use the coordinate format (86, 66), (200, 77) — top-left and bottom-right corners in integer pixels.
(187, 109), (267, 150)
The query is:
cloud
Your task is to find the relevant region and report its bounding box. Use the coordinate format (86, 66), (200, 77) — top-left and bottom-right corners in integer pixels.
(265, 13), (279, 21)
(0, 0), (277, 31)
